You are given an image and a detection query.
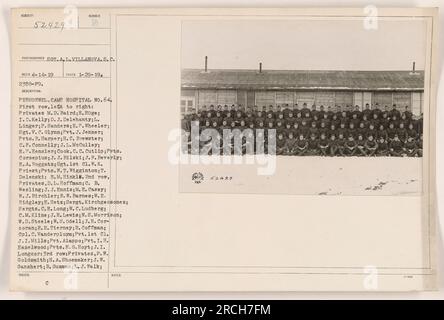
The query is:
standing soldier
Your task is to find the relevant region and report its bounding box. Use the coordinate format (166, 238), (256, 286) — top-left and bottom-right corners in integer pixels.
(310, 104), (318, 119)
(337, 122), (348, 139)
(275, 119), (285, 131)
(295, 111), (303, 126)
(300, 119), (310, 138)
(200, 105), (208, 119)
(372, 103), (382, 117)
(331, 113), (341, 129)
(362, 103), (372, 119)
(222, 105), (230, 118)
(318, 121), (329, 138)
(416, 134), (423, 157)
(292, 122), (301, 139)
(389, 104), (401, 119)
(366, 123), (377, 140)
(320, 112), (331, 129)
(370, 112), (380, 129)
(266, 105), (275, 118)
(229, 104), (236, 118)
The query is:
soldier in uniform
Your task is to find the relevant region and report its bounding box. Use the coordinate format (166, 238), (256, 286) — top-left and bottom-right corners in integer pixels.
(357, 122), (367, 138)
(356, 134), (367, 156)
(309, 121), (318, 139)
(377, 136), (389, 156)
(200, 105), (208, 119)
(326, 106), (334, 119)
(366, 123), (377, 140)
(318, 121), (329, 138)
(337, 122), (348, 139)
(379, 111), (390, 129)
(318, 105), (326, 119)
(295, 134), (308, 156)
(300, 119), (310, 138)
(181, 113), (191, 133)
(331, 113), (341, 129)
(396, 122), (408, 142)
(320, 112), (331, 129)
(282, 131), (296, 155)
(352, 105), (362, 119)
(307, 133), (319, 156)
(301, 103), (310, 116)
(336, 133), (346, 156)
(276, 132), (287, 155)
(365, 135), (378, 156)
(318, 133), (330, 156)
(402, 106), (413, 121)
(222, 105), (230, 118)
(329, 134), (338, 156)
(404, 136), (418, 157)
(344, 135), (357, 156)
(348, 122), (357, 139)
(389, 104), (401, 120)
(416, 134), (423, 157)
(376, 124), (388, 142)
(370, 112), (380, 129)
(407, 122), (418, 140)
(387, 122), (397, 141)
(362, 103), (372, 119)
(275, 119), (285, 131)
(389, 134), (405, 157)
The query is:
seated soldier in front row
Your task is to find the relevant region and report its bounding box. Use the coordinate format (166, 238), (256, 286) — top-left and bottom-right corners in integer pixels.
(318, 133), (330, 156)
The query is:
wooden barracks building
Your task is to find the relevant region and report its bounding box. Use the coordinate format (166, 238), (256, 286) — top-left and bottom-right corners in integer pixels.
(181, 60), (424, 116)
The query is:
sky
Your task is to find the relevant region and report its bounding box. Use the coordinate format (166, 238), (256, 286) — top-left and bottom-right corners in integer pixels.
(181, 18), (427, 71)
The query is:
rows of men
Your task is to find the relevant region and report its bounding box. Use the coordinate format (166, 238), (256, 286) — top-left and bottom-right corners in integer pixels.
(181, 102), (423, 157)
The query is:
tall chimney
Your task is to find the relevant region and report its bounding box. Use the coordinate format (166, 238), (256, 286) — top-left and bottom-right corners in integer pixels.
(205, 56), (208, 72)
(259, 62), (262, 73)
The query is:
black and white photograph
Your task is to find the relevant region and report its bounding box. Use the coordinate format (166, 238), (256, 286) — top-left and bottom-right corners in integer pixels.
(179, 18), (429, 195)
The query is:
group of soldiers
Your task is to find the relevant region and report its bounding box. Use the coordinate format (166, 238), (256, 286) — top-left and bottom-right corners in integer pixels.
(180, 102), (423, 157)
